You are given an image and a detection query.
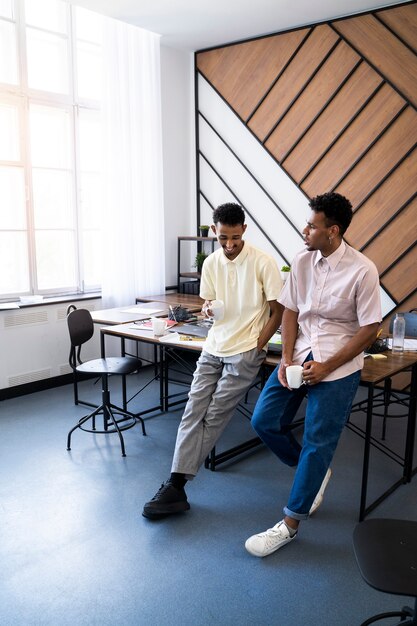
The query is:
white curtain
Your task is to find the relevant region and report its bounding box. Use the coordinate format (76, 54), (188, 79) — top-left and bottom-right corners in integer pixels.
(101, 18), (165, 308)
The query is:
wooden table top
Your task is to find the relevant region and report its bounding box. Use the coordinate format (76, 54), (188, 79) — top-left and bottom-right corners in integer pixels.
(136, 292), (204, 309)
(360, 350), (417, 384)
(265, 350), (417, 384)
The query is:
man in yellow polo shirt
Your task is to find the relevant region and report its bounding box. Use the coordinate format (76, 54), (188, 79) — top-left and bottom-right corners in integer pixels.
(143, 202), (283, 518)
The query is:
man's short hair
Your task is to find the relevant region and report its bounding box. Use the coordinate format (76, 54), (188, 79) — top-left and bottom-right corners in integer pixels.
(212, 203), (245, 226)
(309, 192), (353, 235)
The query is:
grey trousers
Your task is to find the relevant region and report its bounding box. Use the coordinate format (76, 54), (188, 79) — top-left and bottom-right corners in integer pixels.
(171, 347), (266, 478)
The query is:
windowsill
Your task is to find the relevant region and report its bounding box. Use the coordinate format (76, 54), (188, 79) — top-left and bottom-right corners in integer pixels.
(1, 293), (102, 309)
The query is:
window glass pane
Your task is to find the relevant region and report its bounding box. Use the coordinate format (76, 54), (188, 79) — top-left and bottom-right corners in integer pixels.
(77, 41), (102, 101)
(26, 27), (69, 94)
(25, 0), (67, 34)
(80, 172), (102, 227)
(0, 232), (30, 294)
(81, 230), (101, 287)
(0, 102), (19, 161)
(0, 2), (103, 298)
(79, 108), (101, 171)
(30, 104), (71, 168)
(0, 0), (13, 19)
(0, 166), (26, 228)
(75, 6), (102, 44)
(0, 20), (18, 84)
(32, 169), (73, 229)
(35, 230), (76, 289)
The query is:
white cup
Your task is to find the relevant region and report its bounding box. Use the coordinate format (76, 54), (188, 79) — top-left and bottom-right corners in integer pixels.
(286, 365), (304, 389)
(207, 299), (225, 321)
(151, 318), (167, 336)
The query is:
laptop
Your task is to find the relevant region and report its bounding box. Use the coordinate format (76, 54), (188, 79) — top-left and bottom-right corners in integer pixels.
(169, 323), (211, 338)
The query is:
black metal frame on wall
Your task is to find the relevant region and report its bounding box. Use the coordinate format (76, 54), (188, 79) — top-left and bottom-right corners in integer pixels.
(194, 0), (417, 320)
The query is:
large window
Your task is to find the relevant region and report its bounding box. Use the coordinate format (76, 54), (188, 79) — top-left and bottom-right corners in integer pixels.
(0, 0), (103, 299)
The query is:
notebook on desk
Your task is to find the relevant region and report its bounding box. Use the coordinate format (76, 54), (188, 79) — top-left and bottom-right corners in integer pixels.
(169, 323), (210, 338)
(267, 332), (282, 354)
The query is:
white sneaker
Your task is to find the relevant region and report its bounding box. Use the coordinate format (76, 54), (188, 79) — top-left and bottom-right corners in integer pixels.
(245, 520), (297, 557)
(309, 468), (332, 515)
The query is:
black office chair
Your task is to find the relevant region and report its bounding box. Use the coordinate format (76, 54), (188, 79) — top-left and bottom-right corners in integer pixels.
(353, 518), (417, 625)
(66, 306), (146, 456)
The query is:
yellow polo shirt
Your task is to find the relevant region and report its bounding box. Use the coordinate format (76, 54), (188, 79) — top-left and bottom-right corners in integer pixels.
(200, 242), (282, 357)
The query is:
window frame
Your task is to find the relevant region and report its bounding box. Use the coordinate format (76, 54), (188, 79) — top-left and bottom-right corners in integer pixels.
(0, 0), (102, 301)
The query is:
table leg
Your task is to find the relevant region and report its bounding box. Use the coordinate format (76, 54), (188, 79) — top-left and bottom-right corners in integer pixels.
(121, 337), (127, 411)
(100, 330), (106, 358)
(404, 363), (417, 482)
(162, 345), (168, 411)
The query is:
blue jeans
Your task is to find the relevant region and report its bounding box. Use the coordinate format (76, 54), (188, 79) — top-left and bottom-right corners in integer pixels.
(251, 361), (360, 520)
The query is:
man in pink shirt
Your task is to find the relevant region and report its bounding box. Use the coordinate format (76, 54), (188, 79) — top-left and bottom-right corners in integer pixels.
(245, 192), (381, 558)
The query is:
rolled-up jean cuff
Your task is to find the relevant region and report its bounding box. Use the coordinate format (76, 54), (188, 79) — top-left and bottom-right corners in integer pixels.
(283, 506), (309, 521)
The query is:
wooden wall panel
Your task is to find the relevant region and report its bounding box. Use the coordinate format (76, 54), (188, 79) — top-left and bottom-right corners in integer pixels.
(197, 2), (417, 314)
(196, 29), (309, 122)
(247, 25), (339, 140)
(301, 85), (406, 197)
(360, 198), (417, 273)
(383, 245), (417, 302)
(284, 63), (383, 181)
(333, 14), (417, 107)
(376, 3), (417, 52)
(265, 42), (359, 161)
(347, 149), (417, 249)
(335, 107), (417, 208)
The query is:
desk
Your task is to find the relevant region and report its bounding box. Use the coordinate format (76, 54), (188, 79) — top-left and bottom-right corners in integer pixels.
(349, 351), (417, 520)
(100, 323), (417, 521)
(135, 292), (204, 309)
(92, 298), (203, 326)
(92, 305), (179, 416)
(70, 304), (164, 410)
(100, 323), (202, 414)
(91, 302), (171, 325)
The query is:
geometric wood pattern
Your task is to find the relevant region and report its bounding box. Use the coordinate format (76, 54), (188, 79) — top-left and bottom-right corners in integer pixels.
(196, 2), (417, 314)
(196, 28), (310, 123)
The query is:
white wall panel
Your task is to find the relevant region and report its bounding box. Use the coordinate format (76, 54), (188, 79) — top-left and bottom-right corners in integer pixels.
(198, 75), (309, 234)
(199, 156), (236, 209)
(199, 116), (303, 264)
(199, 157), (285, 267)
(380, 288), (396, 318)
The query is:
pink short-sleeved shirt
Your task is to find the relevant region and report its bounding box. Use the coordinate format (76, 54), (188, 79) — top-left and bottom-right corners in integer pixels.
(279, 240), (381, 381)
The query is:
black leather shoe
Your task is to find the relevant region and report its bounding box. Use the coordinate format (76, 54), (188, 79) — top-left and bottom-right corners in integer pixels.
(142, 481), (190, 519)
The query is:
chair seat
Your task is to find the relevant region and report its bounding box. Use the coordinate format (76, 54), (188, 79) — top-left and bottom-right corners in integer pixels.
(76, 356), (141, 376)
(353, 518), (417, 598)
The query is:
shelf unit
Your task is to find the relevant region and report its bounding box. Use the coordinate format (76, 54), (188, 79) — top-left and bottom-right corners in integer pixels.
(177, 236), (216, 293)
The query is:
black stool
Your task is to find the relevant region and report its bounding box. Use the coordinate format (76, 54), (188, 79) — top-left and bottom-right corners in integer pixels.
(66, 307), (146, 456)
(353, 518), (417, 626)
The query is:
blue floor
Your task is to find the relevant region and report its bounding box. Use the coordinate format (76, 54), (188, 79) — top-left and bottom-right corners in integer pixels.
(0, 371), (416, 625)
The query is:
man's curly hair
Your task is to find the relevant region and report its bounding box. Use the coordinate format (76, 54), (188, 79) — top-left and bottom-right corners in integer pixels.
(309, 192), (353, 235)
(212, 203), (245, 226)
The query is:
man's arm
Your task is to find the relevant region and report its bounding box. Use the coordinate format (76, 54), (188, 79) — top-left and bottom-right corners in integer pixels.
(278, 308), (299, 387)
(303, 322), (380, 385)
(257, 300), (284, 352)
